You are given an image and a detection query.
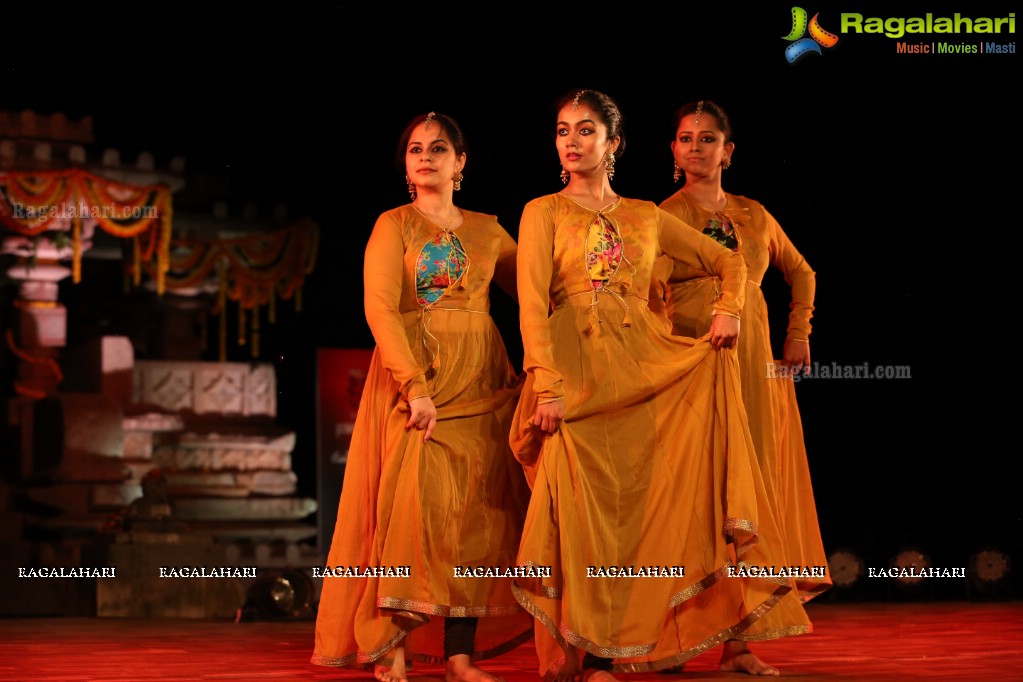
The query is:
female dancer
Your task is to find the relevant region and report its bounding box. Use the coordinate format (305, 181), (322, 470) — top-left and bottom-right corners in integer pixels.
(312, 112), (532, 682)
(510, 90), (808, 681)
(655, 99), (832, 672)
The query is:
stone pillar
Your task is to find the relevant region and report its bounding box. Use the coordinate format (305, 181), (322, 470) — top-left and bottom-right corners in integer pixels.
(3, 225), (92, 479)
(2, 223), (93, 398)
(3, 252), (68, 397)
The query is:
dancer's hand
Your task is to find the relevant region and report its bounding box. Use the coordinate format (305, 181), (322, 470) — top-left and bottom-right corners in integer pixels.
(406, 396), (437, 442)
(534, 400), (564, 434)
(782, 338), (810, 374)
(710, 314), (740, 349)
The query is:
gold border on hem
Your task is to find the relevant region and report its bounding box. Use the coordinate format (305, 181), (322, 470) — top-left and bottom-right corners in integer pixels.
(613, 584), (793, 673)
(518, 561), (562, 599)
(798, 581), (833, 603)
(733, 623), (813, 642)
(511, 582), (656, 659)
(356, 624), (418, 665)
(513, 569), (802, 673)
(312, 621), (533, 669)
(376, 596), (525, 618)
(310, 652), (361, 668)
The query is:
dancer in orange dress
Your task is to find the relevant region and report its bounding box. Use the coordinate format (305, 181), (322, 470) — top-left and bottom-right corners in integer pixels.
(510, 90), (808, 681)
(653, 99), (832, 674)
(312, 112), (532, 682)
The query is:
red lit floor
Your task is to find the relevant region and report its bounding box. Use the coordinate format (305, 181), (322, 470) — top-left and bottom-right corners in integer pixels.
(1, 602), (1021, 681)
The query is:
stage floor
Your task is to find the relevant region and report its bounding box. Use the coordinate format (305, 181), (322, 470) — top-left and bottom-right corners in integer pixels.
(1, 602), (1021, 681)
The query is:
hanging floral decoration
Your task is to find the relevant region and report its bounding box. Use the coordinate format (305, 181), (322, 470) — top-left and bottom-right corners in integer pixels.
(141, 218), (319, 359)
(0, 168), (172, 291)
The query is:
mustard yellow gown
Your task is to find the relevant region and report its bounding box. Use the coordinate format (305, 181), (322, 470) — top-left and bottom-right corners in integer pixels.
(510, 194), (808, 675)
(656, 189), (831, 605)
(311, 205), (532, 668)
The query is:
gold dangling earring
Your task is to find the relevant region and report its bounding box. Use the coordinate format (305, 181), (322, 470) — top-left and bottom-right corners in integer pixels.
(453, 170), (464, 191)
(605, 152), (616, 181)
(673, 163), (682, 182)
(722, 157), (732, 170)
(560, 166), (569, 184)
(406, 175), (416, 200)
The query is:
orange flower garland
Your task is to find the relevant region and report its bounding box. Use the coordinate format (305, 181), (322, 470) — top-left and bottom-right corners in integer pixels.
(148, 218), (319, 359)
(0, 168), (172, 289)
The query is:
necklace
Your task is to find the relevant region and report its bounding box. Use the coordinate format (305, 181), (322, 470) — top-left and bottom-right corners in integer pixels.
(561, 193), (621, 214)
(411, 203), (459, 232)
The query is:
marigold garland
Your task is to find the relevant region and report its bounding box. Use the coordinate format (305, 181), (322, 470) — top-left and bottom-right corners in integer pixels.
(0, 168), (172, 288)
(149, 219), (318, 360)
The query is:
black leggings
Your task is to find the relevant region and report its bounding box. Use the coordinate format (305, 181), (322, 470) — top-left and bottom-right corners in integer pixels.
(444, 617), (478, 659)
(582, 653), (613, 671)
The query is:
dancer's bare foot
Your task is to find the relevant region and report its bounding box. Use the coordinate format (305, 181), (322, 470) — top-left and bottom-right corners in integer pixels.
(581, 670), (618, 682)
(446, 653), (504, 682)
(719, 641), (780, 676)
(550, 652), (581, 682)
(375, 645), (408, 682)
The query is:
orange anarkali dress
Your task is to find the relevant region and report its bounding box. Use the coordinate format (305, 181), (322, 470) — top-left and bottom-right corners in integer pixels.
(656, 189), (831, 605)
(311, 205), (532, 668)
(510, 194), (809, 675)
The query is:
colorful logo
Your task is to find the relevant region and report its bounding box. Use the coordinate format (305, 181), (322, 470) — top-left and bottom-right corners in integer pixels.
(783, 7), (839, 63)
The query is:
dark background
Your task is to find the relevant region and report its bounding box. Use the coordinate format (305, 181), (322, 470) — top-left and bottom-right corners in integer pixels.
(2, 3), (1018, 592)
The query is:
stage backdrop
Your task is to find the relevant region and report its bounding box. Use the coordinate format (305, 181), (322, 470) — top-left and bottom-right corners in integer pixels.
(315, 348), (373, 553)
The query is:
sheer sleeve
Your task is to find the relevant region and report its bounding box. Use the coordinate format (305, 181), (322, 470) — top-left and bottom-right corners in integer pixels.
(656, 207), (747, 316)
(363, 212), (429, 400)
(492, 223), (518, 303)
(765, 207), (815, 341)
(517, 199), (563, 402)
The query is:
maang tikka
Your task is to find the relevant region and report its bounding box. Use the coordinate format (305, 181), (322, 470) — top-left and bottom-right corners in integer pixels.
(694, 100), (704, 126)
